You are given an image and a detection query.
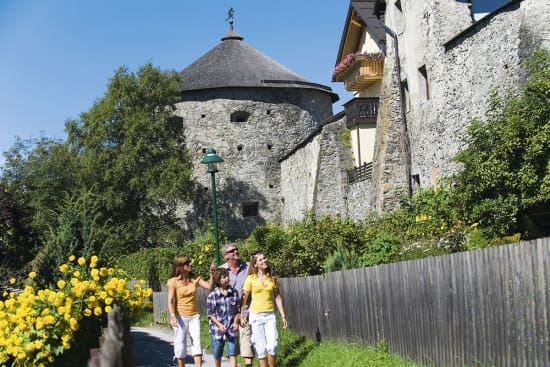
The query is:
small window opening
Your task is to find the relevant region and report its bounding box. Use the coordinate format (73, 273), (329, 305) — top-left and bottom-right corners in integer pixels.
(242, 202), (259, 217)
(266, 110), (271, 115)
(267, 144), (273, 150)
(418, 65), (430, 100)
(201, 114), (206, 118)
(237, 145), (243, 151)
(412, 174), (420, 190)
(201, 148), (207, 154)
(395, 0), (402, 11)
(269, 184), (274, 188)
(230, 111), (250, 123)
(401, 79), (410, 112)
(204, 187), (209, 191)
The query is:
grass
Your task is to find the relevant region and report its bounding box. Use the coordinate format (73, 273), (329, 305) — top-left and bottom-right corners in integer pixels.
(198, 316), (424, 367)
(131, 310), (155, 327)
(299, 339), (422, 367)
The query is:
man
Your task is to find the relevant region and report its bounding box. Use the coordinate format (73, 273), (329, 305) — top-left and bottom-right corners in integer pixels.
(219, 243), (254, 367)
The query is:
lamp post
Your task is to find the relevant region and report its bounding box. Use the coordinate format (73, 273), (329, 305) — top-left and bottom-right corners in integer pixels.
(200, 148), (224, 265)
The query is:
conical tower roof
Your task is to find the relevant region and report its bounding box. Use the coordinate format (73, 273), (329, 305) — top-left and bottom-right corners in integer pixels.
(179, 30), (338, 102)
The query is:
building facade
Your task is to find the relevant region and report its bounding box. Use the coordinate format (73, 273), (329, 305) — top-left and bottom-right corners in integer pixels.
(176, 0), (549, 238)
(280, 0), (549, 224)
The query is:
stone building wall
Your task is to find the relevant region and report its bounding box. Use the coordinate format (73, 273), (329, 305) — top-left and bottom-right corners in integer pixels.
(175, 87), (333, 238)
(313, 118), (353, 218)
(280, 136), (321, 224)
(346, 178), (374, 220)
(299, 0), (548, 221)
(280, 114), (373, 225)
(369, 39), (411, 213)
(384, 0), (549, 188)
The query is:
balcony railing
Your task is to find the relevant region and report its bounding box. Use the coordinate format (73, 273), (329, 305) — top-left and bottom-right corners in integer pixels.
(347, 161), (373, 184)
(343, 97), (379, 127)
(334, 56), (384, 92)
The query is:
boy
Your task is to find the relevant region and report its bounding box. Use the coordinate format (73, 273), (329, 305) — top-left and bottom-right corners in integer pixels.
(206, 268), (241, 367)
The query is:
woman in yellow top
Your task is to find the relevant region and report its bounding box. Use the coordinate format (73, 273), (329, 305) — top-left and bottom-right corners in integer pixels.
(167, 255), (215, 367)
(240, 252), (288, 367)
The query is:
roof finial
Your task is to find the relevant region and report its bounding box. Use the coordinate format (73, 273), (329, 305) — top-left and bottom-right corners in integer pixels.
(226, 7), (235, 30)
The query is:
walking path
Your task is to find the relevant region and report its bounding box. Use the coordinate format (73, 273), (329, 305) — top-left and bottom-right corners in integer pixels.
(132, 325), (230, 367)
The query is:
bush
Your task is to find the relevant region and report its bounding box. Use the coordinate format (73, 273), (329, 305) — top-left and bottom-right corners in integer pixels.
(0, 255), (152, 366)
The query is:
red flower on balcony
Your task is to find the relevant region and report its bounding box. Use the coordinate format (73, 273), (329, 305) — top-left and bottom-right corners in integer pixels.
(333, 52), (385, 76)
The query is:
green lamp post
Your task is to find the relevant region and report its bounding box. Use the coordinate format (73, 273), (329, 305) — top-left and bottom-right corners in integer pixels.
(200, 148), (224, 265)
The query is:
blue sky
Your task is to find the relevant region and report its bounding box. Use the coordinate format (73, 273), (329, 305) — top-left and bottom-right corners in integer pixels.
(0, 0), (506, 167)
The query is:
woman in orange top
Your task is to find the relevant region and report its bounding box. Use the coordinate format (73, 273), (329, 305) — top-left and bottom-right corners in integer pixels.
(167, 255), (215, 367)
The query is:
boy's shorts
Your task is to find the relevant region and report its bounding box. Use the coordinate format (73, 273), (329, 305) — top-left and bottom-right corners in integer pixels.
(210, 335), (238, 359)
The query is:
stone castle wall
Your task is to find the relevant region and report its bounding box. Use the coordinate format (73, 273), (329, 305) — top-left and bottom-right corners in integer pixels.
(398, 0), (549, 187)
(175, 87), (333, 238)
(280, 0), (548, 226)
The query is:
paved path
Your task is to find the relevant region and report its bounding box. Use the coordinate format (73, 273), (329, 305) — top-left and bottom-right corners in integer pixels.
(132, 326), (230, 367)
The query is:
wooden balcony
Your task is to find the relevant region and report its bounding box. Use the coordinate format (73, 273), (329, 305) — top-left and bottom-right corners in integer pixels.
(343, 97), (379, 127)
(335, 57), (384, 91)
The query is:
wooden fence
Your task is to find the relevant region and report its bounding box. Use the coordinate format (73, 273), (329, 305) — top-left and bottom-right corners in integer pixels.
(153, 238), (550, 367)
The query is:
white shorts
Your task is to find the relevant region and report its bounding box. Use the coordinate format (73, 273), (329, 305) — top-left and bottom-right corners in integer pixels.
(249, 312), (278, 358)
(172, 314), (202, 358)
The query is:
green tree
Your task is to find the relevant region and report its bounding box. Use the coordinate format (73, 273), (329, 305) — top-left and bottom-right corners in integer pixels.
(454, 49), (550, 238)
(1, 137), (78, 233)
(31, 188), (114, 285)
(0, 186), (39, 279)
(66, 63), (193, 254)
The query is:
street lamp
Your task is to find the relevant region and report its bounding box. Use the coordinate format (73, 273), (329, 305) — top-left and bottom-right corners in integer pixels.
(200, 148), (224, 265)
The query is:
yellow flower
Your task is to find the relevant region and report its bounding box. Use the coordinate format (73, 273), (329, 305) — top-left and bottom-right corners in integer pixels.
(9, 278), (16, 285)
(77, 257), (86, 266)
(29, 272), (37, 279)
(59, 264), (69, 273)
(105, 305), (112, 313)
(68, 255), (75, 262)
(57, 280), (66, 289)
(93, 306), (102, 316)
(69, 317), (79, 331)
(90, 255), (99, 268)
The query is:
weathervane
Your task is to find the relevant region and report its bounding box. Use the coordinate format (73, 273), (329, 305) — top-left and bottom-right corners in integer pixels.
(226, 7), (235, 30)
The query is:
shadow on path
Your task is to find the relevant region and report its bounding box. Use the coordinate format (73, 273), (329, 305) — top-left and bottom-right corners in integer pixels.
(133, 329), (193, 367)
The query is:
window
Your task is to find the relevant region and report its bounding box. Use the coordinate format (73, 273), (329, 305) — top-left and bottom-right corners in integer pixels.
(418, 65), (430, 100)
(401, 79), (410, 112)
(242, 202), (259, 217)
(411, 174), (420, 191)
(395, 0), (402, 11)
(230, 111), (250, 123)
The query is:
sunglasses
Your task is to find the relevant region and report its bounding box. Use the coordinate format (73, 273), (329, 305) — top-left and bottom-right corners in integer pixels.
(225, 248), (238, 254)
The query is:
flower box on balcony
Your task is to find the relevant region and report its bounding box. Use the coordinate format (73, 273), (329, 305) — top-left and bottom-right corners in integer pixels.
(333, 52), (384, 91)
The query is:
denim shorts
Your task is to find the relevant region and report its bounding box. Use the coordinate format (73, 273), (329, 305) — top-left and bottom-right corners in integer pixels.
(210, 335), (238, 359)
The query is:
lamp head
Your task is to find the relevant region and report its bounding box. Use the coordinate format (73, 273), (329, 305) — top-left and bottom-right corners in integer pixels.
(200, 148), (224, 173)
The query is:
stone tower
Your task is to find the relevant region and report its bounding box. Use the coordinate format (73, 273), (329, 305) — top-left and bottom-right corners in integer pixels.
(175, 29), (338, 239)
